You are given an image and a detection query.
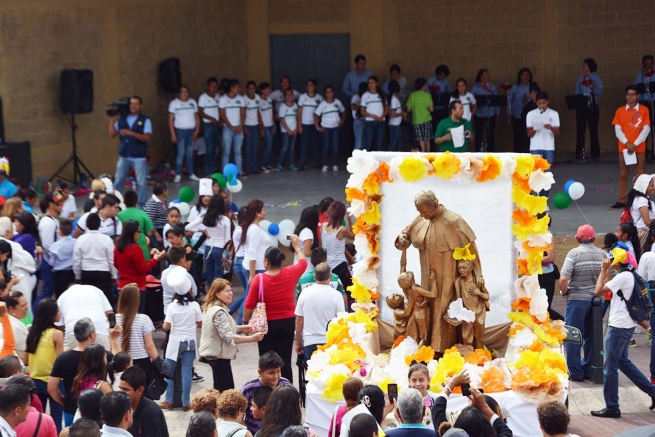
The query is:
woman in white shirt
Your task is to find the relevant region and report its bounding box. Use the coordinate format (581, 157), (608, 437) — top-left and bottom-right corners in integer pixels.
(387, 81), (404, 152)
(293, 207), (319, 274)
(628, 174), (655, 251)
(351, 82), (369, 151)
(360, 76), (389, 151)
(187, 195), (210, 286)
(257, 83), (276, 172)
(186, 195), (231, 288)
(275, 89), (299, 172)
(244, 81), (262, 175)
(298, 79), (323, 170)
(168, 85), (200, 183)
(449, 78), (477, 121)
(315, 85), (346, 172)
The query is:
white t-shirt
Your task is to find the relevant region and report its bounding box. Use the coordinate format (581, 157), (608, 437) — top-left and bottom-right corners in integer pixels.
(165, 300), (203, 359)
(233, 226), (246, 257)
(270, 89), (301, 116)
(168, 98), (198, 130)
(61, 195), (77, 219)
(360, 92), (385, 121)
(56, 284), (113, 342)
(606, 270), (638, 329)
(244, 95), (261, 126)
(218, 94), (245, 126)
(244, 224), (271, 271)
(293, 227), (315, 273)
(449, 92), (477, 121)
(295, 283), (345, 345)
(258, 97), (274, 127)
(630, 197), (655, 229)
(77, 212), (123, 238)
(388, 95), (402, 126)
(350, 94), (361, 119)
(278, 103), (298, 133)
(315, 99), (345, 129)
(198, 93), (220, 122)
(298, 93), (324, 125)
(526, 108), (561, 152)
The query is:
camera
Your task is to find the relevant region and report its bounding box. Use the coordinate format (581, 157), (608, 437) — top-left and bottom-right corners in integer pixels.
(106, 98), (130, 118)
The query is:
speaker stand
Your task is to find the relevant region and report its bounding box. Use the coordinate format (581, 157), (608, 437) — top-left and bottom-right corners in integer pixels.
(50, 114), (95, 186)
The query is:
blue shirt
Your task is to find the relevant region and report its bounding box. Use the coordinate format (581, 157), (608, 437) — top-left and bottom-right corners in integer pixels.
(509, 83), (531, 119)
(470, 82), (500, 117)
(426, 76), (452, 109)
(634, 71), (655, 101)
(386, 424), (435, 437)
(342, 69), (372, 98)
(575, 72), (603, 100)
(49, 235), (75, 271)
(0, 178), (17, 199)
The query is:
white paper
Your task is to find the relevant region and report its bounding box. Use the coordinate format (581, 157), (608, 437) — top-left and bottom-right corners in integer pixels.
(198, 178), (213, 196)
(451, 125), (465, 148)
(531, 112), (550, 131)
(623, 149), (638, 165)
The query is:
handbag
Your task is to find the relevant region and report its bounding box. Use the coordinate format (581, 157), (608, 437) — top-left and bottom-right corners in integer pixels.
(250, 273), (268, 333)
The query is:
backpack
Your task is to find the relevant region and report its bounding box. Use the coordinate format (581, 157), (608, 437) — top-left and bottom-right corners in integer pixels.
(222, 239), (235, 273)
(619, 207), (632, 224)
(617, 270), (654, 322)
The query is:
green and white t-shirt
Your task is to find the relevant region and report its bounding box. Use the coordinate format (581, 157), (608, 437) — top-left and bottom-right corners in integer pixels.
(168, 98), (198, 130)
(198, 93), (220, 122)
(218, 94), (245, 126)
(314, 99), (346, 129)
(244, 95), (261, 126)
(449, 92), (477, 121)
(298, 93), (324, 125)
(388, 95), (402, 126)
(278, 103), (298, 133)
(360, 91), (385, 121)
(258, 97), (274, 127)
(295, 271), (345, 300)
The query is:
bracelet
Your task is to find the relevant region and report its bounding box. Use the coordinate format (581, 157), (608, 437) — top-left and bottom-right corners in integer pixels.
(443, 386), (452, 395)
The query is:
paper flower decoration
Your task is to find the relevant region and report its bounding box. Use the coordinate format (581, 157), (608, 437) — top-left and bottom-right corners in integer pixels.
(323, 373), (349, 402)
(405, 345), (436, 366)
(346, 187), (366, 202)
(353, 233), (372, 259)
(512, 214), (549, 240)
(515, 193), (548, 216)
(451, 157), (474, 184)
(352, 260), (380, 289)
(430, 347), (465, 390)
(398, 156), (429, 182)
(511, 298), (531, 314)
(514, 155), (535, 179)
(453, 243), (476, 261)
(532, 156), (550, 172)
(346, 173), (365, 190)
(348, 199), (367, 217)
(446, 298), (476, 323)
(476, 155), (502, 182)
(509, 327), (538, 349)
(361, 201), (381, 225)
(377, 162), (392, 182)
(528, 169), (555, 193)
(514, 274), (542, 300)
(501, 156), (517, 178)
(433, 152), (461, 179)
(348, 278), (374, 303)
(465, 349), (492, 366)
(347, 150), (380, 178)
(348, 322), (367, 344)
(362, 172), (381, 195)
(351, 302), (379, 317)
(378, 377), (398, 393)
(345, 309), (378, 332)
(480, 366), (507, 393)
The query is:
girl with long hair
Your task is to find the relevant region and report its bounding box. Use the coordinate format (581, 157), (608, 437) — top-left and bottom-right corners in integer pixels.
(72, 343), (113, 397)
(449, 77), (477, 122)
(293, 206), (319, 273)
(327, 377), (364, 437)
(616, 222), (642, 261)
(12, 211), (38, 258)
(360, 76), (388, 151)
(257, 385), (303, 437)
(321, 201), (355, 303)
(628, 174), (655, 252)
(509, 67), (534, 153)
(229, 206), (249, 321)
(257, 82), (276, 171)
(1, 197), (24, 222)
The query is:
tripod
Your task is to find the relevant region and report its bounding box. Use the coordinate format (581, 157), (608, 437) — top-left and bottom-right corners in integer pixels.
(50, 114), (94, 185)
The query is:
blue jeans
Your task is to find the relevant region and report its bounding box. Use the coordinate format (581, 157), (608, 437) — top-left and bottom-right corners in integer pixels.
(244, 126), (259, 172)
(229, 256), (249, 323)
(34, 378), (63, 433)
(388, 125), (401, 152)
(34, 259), (55, 307)
(115, 157), (148, 208)
(165, 340), (196, 405)
(278, 133), (296, 167)
(175, 128), (195, 176)
(353, 118), (365, 150)
(364, 120), (385, 151)
(300, 124), (319, 167)
(64, 412), (75, 427)
(604, 326), (655, 409)
(238, 268), (265, 324)
(221, 127), (244, 173)
(204, 246), (224, 289)
(261, 126), (274, 168)
(322, 128), (340, 167)
(564, 299), (594, 379)
(651, 310), (655, 378)
(203, 123), (220, 175)
(531, 149), (554, 197)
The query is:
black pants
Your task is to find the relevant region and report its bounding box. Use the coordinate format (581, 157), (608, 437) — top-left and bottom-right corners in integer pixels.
(473, 116), (496, 152)
(208, 359), (235, 391)
(538, 270), (564, 321)
(133, 357), (155, 398)
(258, 317), (295, 382)
(81, 270), (115, 309)
(575, 105), (600, 159)
(512, 117), (527, 153)
(54, 270), (75, 299)
(332, 261), (353, 311)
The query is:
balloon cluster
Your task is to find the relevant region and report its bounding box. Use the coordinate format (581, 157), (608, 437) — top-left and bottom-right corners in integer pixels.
(213, 164), (243, 193)
(553, 179), (585, 209)
(258, 219), (296, 248)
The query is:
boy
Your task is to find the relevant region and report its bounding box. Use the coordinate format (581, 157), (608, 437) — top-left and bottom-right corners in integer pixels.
(143, 181), (168, 250)
(49, 220), (76, 299)
(165, 226), (195, 271)
(295, 247), (345, 304)
(161, 246), (197, 312)
(250, 386), (272, 422)
(406, 78), (434, 153)
(240, 351), (291, 433)
(526, 91), (560, 198)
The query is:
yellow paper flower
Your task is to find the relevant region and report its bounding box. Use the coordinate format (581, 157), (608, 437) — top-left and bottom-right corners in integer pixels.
(476, 155), (502, 182)
(378, 377), (397, 393)
(433, 152), (461, 179)
(329, 343), (366, 372)
(527, 250), (544, 275)
(345, 309), (378, 332)
(508, 311), (536, 328)
(513, 215), (549, 240)
(512, 184), (528, 205)
(322, 373), (349, 402)
(324, 320), (351, 346)
(514, 155), (536, 179)
(453, 243), (476, 261)
(515, 193), (548, 216)
(405, 345), (436, 366)
(362, 172), (381, 194)
(534, 325), (561, 348)
(398, 156), (427, 182)
(430, 347), (465, 390)
(361, 201), (381, 225)
(349, 278), (373, 303)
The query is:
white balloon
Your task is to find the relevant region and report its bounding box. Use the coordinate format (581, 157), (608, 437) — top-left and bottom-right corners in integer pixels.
(269, 233), (279, 248)
(278, 219), (296, 236)
(227, 179), (243, 193)
(568, 182), (585, 200)
(177, 202), (191, 217)
(259, 220), (272, 233)
(278, 233), (292, 247)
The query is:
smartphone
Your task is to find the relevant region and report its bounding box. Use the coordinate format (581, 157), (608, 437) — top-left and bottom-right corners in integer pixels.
(108, 313), (116, 329)
(286, 235), (292, 240)
(461, 383), (471, 397)
(387, 383), (398, 404)
(606, 251), (614, 260)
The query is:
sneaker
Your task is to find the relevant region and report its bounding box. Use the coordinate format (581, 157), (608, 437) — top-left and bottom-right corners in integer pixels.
(261, 167), (270, 173)
(274, 166), (283, 173)
(160, 401), (174, 410)
(173, 175), (181, 183)
(192, 373), (204, 382)
(609, 202), (625, 210)
(239, 172), (248, 179)
(630, 338), (637, 348)
(333, 165), (339, 172)
(266, 165), (274, 170)
(189, 174), (200, 181)
(289, 164), (298, 171)
(322, 165), (328, 173)
(647, 329), (652, 345)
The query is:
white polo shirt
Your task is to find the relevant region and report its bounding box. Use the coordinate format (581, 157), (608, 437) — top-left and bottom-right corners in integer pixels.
(259, 97), (274, 127)
(270, 89), (301, 117)
(244, 95), (261, 126)
(360, 92), (385, 121)
(526, 107), (560, 151)
(56, 284), (113, 342)
(219, 94), (245, 126)
(168, 98), (198, 130)
(295, 283), (345, 345)
(278, 103), (298, 133)
(198, 93), (220, 122)
(389, 95), (402, 126)
(315, 99), (345, 129)
(77, 212), (123, 238)
(298, 93), (324, 125)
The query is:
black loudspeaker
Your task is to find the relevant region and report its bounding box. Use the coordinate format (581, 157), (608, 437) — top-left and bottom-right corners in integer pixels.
(159, 58), (182, 93)
(60, 69), (94, 114)
(0, 142), (32, 188)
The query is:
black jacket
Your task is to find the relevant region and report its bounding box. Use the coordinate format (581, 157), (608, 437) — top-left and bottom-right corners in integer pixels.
(430, 396), (513, 437)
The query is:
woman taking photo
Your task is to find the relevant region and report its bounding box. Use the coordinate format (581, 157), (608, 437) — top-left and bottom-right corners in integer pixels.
(72, 343), (113, 398)
(509, 67), (534, 153)
(628, 174), (655, 251)
(293, 206), (319, 274)
(243, 240), (307, 383)
(169, 85), (201, 183)
(6, 291), (29, 358)
(321, 201), (354, 297)
(449, 78), (477, 122)
(470, 69), (500, 152)
(360, 76), (388, 151)
(25, 298), (64, 433)
(12, 211), (38, 259)
(257, 385), (303, 437)
(200, 278), (264, 391)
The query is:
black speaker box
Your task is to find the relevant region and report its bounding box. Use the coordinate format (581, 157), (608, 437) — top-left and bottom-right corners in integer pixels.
(159, 58), (182, 93)
(60, 69), (94, 114)
(0, 142), (32, 188)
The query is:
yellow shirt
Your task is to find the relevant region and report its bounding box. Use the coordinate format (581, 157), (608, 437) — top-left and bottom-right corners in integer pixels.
(28, 328), (56, 382)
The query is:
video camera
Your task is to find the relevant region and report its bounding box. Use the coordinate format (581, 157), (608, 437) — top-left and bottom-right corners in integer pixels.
(106, 98), (130, 117)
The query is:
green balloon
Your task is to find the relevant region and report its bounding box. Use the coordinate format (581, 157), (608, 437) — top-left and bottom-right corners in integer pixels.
(552, 192), (572, 209)
(179, 186), (195, 203)
(211, 173), (228, 189)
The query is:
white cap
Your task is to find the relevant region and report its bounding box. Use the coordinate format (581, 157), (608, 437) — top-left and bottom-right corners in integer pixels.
(199, 178), (213, 196)
(167, 266), (192, 295)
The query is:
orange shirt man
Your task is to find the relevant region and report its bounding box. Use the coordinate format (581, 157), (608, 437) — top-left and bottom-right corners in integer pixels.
(610, 84), (652, 209)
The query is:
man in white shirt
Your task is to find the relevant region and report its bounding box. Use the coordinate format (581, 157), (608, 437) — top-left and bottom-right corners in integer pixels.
(219, 79), (246, 176)
(59, 183), (77, 220)
(295, 262), (345, 361)
(56, 285), (113, 349)
(0, 384), (30, 437)
(591, 248), (655, 418)
(198, 77), (221, 176)
(99, 392), (134, 437)
(168, 85), (200, 183)
(74, 195), (122, 239)
(526, 91), (560, 198)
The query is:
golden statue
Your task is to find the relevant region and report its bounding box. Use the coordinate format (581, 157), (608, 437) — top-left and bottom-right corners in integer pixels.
(454, 259), (490, 349)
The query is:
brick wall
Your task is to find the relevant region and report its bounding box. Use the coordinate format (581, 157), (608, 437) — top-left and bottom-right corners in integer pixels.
(268, 0), (350, 24)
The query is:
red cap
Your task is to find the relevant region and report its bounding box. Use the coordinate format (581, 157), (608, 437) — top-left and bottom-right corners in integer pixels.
(145, 275), (161, 288)
(576, 224), (595, 240)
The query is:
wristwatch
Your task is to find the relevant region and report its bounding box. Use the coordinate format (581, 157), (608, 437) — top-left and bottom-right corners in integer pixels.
(559, 290), (568, 296)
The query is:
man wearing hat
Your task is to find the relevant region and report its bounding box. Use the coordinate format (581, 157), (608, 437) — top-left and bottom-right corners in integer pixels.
(6, 374), (58, 437)
(591, 248), (655, 417)
(559, 224), (605, 381)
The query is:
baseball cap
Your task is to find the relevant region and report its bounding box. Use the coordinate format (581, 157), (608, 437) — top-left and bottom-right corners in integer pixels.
(610, 247), (627, 266)
(576, 224), (595, 240)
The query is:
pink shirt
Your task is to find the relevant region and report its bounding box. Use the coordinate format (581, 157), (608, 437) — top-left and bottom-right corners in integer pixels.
(15, 407), (58, 437)
(328, 405), (348, 437)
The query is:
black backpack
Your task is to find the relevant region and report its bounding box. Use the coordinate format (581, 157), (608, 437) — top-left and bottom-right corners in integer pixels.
(617, 270), (654, 323)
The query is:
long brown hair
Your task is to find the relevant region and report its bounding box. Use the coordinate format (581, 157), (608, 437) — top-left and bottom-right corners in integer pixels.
(72, 344), (110, 397)
(327, 201), (346, 229)
(117, 284), (140, 353)
(239, 199), (264, 247)
(203, 279), (231, 312)
(257, 385), (302, 437)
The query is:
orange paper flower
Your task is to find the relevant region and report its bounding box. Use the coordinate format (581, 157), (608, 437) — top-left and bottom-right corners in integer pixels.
(362, 172), (381, 194)
(512, 209), (536, 228)
(532, 156), (550, 172)
(405, 345), (436, 366)
(517, 258), (530, 276)
(512, 297), (531, 313)
(512, 173), (532, 193)
(346, 187), (366, 202)
(480, 366), (507, 393)
(465, 349), (492, 366)
(529, 340), (545, 352)
(476, 155), (502, 182)
(377, 162), (392, 182)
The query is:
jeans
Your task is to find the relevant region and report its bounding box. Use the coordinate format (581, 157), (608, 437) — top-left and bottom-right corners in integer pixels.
(300, 124), (319, 167)
(229, 256), (249, 323)
(165, 340), (196, 405)
(239, 268), (265, 325)
(34, 378), (63, 433)
(364, 120), (385, 151)
(203, 123), (220, 175)
(353, 118), (365, 150)
(258, 317), (296, 382)
(261, 126), (274, 168)
(651, 309), (655, 378)
(531, 150), (555, 197)
(604, 326), (655, 410)
(322, 128), (340, 167)
(278, 133), (296, 167)
(564, 299), (594, 380)
(175, 128), (195, 176)
(204, 246), (224, 290)
(388, 125), (401, 152)
(34, 259), (55, 307)
(115, 156), (148, 208)
(221, 127), (244, 173)
(244, 125), (259, 172)
(64, 412), (75, 427)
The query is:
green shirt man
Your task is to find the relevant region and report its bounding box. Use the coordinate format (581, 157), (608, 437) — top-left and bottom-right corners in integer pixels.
(295, 270), (345, 300)
(434, 101), (474, 152)
(118, 207), (155, 260)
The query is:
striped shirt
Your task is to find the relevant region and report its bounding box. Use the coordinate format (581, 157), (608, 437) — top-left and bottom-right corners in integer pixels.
(321, 226), (346, 269)
(560, 242), (605, 301)
(116, 313), (155, 360)
(144, 195), (168, 229)
(240, 377), (291, 433)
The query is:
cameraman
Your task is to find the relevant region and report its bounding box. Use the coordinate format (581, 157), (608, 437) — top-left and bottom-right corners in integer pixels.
(108, 96), (152, 209)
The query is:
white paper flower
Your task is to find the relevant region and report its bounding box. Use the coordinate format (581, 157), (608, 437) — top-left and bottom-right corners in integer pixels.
(427, 359), (439, 379)
(352, 260), (379, 288)
(346, 173), (366, 190)
(447, 298), (476, 323)
(514, 274), (541, 300)
(450, 157), (474, 185)
(348, 322), (367, 344)
(348, 199), (367, 218)
(509, 328), (538, 349)
(347, 150), (380, 178)
(389, 337), (419, 367)
(389, 156), (405, 182)
(307, 347), (333, 372)
(462, 363), (483, 386)
(353, 233), (372, 259)
(528, 169), (555, 193)
(527, 232), (552, 248)
(529, 291), (549, 322)
(501, 156), (517, 179)
(351, 302), (379, 316)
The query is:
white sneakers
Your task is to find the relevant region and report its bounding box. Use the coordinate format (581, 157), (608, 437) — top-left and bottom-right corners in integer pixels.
(173, 175), (181, 183)
(174, 174), (199, 182)
(189, 174), (199, 181)
(322, 166), (328, 173)
(333, 166), (339, 172)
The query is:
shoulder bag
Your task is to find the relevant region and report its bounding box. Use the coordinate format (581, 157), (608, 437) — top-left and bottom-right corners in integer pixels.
(250, 273), (268, 333)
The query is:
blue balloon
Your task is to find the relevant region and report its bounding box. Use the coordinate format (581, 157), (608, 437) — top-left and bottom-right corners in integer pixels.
(268, 223), (280, 236)
(564, 180), (576, 195)
(172, 198), (180, 203)
(231, 202), (238, 213)
(223, 163), (239, 179)
(228, 175), (238, 186)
